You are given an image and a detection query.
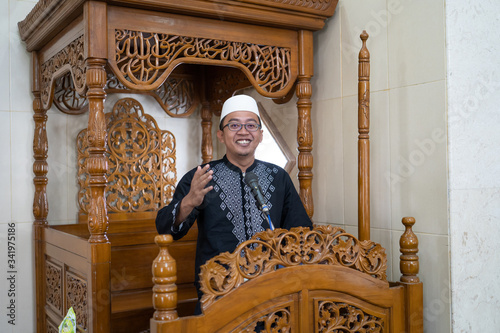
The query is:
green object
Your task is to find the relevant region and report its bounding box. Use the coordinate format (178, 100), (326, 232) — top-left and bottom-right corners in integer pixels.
(59, 307), (76, 333)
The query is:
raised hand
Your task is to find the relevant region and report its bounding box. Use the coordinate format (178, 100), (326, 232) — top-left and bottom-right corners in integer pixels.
(175, 165), (213, 225)
(186, 165), (213, 207)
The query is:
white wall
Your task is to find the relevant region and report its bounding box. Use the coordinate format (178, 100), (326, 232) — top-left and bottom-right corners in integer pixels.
(2, 1), (38, 332)
(446, 0), (500, 331)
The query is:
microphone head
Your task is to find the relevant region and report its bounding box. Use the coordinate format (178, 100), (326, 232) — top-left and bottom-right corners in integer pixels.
(244, 171), (270, 215)
(244, 171), (259, 188)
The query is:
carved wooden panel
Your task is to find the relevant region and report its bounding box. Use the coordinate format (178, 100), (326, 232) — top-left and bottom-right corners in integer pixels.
(66, 271), (88, 331)
(53, 72), (88, 115)
(200, 226), (387, 309)
(206, 67), (250, 116)
(106, 72), (199, 117)
(315, 300), (385, 333)
(52, 69), (199, 116)
(113, 29), (292, 94)
(77, 97), (177, 213)
(46, 317), (59, 333)
(40, 35), (86, 109)
(156, 75), (197, 116)
(45, 260), (63, 314)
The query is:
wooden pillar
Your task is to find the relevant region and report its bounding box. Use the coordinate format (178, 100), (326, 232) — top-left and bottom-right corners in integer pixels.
(399, 217), (424, 333)
(296, 30), (314, 218)
(358, 31), (370, 241)
(32, 51), (48, 333)
(85, 2), (109, 244)
(85, 58), (109, 243)
(85, 2), (111, 332)
(201, 100), (213, 164)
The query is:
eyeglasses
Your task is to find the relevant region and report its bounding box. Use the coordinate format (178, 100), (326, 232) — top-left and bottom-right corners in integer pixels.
(222, 122), (261, 132)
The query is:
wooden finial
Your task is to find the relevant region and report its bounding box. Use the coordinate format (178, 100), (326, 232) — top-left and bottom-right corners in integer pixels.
(360, 30), (369, 41)
(359, 31), (370, 61)
(152, 234), (179, 321)
(399, 217), (420, 283)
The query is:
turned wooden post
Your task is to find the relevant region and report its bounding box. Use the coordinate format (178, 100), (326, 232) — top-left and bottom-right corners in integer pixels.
(399, 217), (423, 333)
(85, 3), (111, 332)
(400, 217), (420, 283)
(86, 56), (109, 243)
(358, 31), (370, 241)
(32, 51), (48, 333)
(85, 1), (109, 243)
(296, 30), (314, 217)
(152, 234), (179, 321)
(201, 99), (213, 164)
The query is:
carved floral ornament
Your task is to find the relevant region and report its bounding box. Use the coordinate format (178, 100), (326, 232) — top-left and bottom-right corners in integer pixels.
(66, 272), (88, 331)
(200, 226), (387, 308)
(106, 72), (199, 117)
(49, 68), (198, 116)
(317, 301), (385, 332)
(241, 307), (292, 332)
(40, 35), (86, 110)
(40, 40), (198, 116)
(77, 98), (177, 214)
(45, 261), (62, 313)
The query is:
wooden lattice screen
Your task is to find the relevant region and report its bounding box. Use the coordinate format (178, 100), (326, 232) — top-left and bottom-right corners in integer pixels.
(77, 97), (177, 214)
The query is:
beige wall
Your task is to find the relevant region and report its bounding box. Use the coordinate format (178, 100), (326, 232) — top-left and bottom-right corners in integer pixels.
(261, 1), (450, 330)
(2, 0), (500, 332)
(315, 2), (450, 332)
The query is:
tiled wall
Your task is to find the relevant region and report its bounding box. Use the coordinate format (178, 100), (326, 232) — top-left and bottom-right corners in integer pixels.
(280, 0), (449, 331)
(3, 0), (499, 332)
(254, 1), (450, 332)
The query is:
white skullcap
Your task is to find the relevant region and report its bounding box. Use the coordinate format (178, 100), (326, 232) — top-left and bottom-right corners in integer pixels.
(220, 95), (260, 125)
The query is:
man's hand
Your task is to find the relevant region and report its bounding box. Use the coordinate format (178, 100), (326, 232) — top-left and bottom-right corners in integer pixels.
(175, 165), (213, 225)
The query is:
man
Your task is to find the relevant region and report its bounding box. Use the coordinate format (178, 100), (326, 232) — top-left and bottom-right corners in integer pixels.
(156, 94), (311, 313)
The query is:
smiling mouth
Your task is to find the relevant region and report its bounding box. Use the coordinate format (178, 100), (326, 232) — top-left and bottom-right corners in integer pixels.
(236, 139), (251, 145)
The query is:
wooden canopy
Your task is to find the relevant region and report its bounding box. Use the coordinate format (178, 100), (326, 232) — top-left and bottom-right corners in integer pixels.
(19, 0), (340, 232)
(18, 1), (339, 331)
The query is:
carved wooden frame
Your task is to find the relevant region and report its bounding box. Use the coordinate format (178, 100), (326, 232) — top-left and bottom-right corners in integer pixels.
(18, 1), (364, 332)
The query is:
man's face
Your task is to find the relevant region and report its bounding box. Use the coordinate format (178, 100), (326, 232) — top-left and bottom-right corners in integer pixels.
(217, 111), (263, 161)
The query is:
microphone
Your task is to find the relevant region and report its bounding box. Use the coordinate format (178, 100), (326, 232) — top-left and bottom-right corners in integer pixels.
(244, 172), (274, 230)
(244, 172), (269, 213)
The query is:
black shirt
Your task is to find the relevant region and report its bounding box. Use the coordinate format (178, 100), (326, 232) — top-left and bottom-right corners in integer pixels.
(156, 156), (312, 291)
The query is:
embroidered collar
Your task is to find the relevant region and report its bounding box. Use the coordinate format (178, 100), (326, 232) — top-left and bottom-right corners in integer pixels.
(222, 155), (258, 174)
